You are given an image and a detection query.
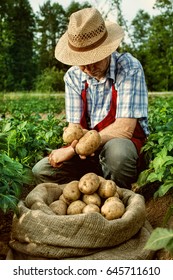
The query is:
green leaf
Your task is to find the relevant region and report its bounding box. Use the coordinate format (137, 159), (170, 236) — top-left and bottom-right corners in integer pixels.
(152, 153), (173, 170)
(154, 180), (173, 197)
(168, 139), (173, 151)
(17, 147), (27, 158)
(17, 121), (27, 130)
(163, 158), (173, 167)
(163, 204), (173, 226)
(0, 133), (7, 150)
(0, 193), (19, 214)
(2, 122), (12, 132)
(145, 228), (173, 252)
(10, 182), (22, 197)
(137, 169), (152, 186)
(147, 172), (159, 182)
(45, 130), (53, 141)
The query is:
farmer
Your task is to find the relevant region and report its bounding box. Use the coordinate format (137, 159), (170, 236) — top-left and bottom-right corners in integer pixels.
(32, 7), (149, 189)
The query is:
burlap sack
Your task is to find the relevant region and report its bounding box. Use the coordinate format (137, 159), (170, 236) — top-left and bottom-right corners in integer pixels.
(8, 182), (154, 260)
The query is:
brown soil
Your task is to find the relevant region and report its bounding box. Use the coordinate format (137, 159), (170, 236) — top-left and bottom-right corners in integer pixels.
(0, 182), (173, 260)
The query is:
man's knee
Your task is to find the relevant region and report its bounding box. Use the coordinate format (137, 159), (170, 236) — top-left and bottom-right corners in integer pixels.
(106, 144), (129, 170)
(32, 157), (46, 176)
(99, 138), (138, 187)
(32, 157), (51, 184)
(101, 138), (137, 163)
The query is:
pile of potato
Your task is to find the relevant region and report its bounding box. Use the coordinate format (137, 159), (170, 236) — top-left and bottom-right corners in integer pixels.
(49, 173), (125, 220)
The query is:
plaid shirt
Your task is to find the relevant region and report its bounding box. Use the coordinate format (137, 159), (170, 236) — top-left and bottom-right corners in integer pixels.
(64, 51), (149, 136)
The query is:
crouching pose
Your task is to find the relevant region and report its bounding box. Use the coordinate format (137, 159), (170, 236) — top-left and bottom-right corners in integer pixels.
(32, 8), (149, 189)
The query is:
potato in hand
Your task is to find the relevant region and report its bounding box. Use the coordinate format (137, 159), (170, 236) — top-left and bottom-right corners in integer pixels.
(63, 124), (84, 144)
(75, 130), (101, 156)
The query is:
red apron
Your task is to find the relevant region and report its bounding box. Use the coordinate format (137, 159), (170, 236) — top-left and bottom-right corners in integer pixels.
(80, 82), (146, 154)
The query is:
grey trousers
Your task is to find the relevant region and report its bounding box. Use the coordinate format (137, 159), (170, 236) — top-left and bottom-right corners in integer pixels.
(32, 138), (138, 189)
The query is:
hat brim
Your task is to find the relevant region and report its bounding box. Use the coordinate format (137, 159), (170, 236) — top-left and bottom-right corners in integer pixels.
(55, 21), (124, 66)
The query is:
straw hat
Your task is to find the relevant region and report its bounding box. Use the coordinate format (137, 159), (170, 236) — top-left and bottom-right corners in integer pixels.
(55, 7), (124, 66)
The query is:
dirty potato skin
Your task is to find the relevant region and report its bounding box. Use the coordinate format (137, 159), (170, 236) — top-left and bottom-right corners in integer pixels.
(82, 193), (102, 207)
(101, 200), (125, 220)
(59, 194), (71, 205)
(79, 173), (100, 194)
(75, 130), (101, 156)
(104, 196), (122, 204)
(63, 181), (81, 202)
(98, 180), (117, 198)
(67, 200), (86, 215)
(63, 124), (84, 144)
(49, 200), (67, 215)
(82, 203), (100, 214)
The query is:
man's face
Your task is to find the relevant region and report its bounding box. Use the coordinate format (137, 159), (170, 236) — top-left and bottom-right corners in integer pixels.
(79, 56), (110, 80)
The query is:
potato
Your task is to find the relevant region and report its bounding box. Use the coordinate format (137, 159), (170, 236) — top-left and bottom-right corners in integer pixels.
(98, 176), (106, 184)
(59, 194), (71, 205)
(49, 200), (67, 215)
(82, 204), (100, 214)
(63, 124), (84, 144)
(63, 181), (81, 202)
(67, 200), (86, 215)
(104, 196), (122, 204)
(79, 173), (100, 194)
(82, 129), (89, 135)
(97, 179), (117, 198)
(75, 130), (101, 156)
(82, 193), (101, 207)
(101, 201), (125, 220)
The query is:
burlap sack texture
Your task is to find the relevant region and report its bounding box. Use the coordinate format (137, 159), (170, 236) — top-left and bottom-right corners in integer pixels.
(7, 182), (154, 260)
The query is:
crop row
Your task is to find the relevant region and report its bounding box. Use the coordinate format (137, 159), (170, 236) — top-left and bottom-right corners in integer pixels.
(0, 94), (66, 213)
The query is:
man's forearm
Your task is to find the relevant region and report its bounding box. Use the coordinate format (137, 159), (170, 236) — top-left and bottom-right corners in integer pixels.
(99, 118), (137, 146)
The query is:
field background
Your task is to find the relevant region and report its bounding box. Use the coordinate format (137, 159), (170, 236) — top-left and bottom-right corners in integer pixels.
(1, 0), (173, 261)
(0, 92), (173, 260)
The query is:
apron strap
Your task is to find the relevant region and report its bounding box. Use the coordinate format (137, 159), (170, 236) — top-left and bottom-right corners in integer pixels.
(80, 82), (89, 129)
(94, 85), (117, 131)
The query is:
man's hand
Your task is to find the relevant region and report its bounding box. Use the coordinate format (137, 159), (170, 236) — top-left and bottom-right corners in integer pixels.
(78, 153), (95, 160)
(48, 140), (78, 167)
